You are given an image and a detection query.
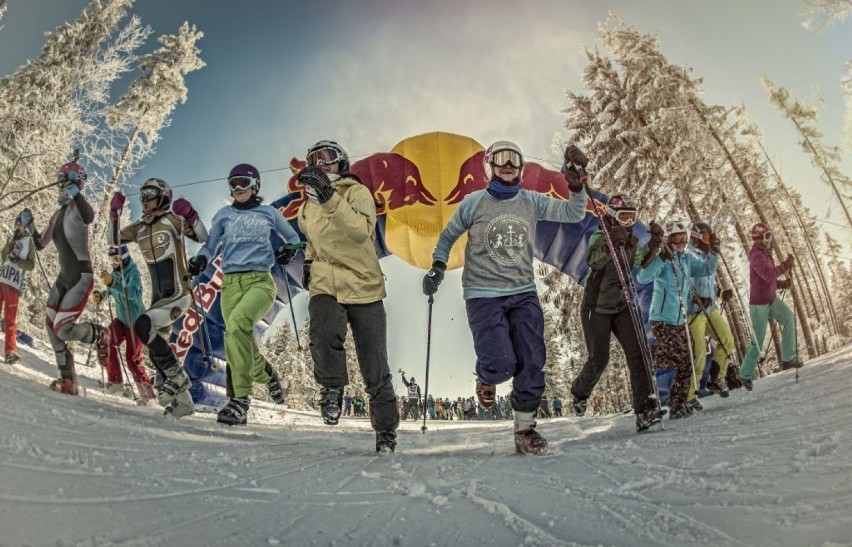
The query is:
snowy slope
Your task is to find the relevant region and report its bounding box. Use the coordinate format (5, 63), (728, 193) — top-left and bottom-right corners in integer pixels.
(1, 338), (851, 547)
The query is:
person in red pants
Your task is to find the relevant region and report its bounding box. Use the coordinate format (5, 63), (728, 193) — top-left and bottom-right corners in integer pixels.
(91, 245), (154, 400)
(0, 209), (36, 364)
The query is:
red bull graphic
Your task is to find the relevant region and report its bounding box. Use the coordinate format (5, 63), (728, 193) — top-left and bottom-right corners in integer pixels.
(170, 255), (224, 362)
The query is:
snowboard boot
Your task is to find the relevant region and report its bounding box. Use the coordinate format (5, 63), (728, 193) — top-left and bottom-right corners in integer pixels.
(571, 394), (588, 417)
(158, 367), (190, 407)
(4, 352), (20, 365)
(513, 411), (547, 455)
(475, 378), (496, 409)
(217, 396), (250, 426)
(779, 358), (803, 371)
(376, 430), (397, 453)
(741, 378), (753, 392)
(319, 387), (343, 425)
(92, 324), (111, 367)
(49, 377), (79, 396)
(164, 389), (195, 419)
(706, 377), (730, 398)
(635, 407), (666, 433)
(265, 364), (286, 405)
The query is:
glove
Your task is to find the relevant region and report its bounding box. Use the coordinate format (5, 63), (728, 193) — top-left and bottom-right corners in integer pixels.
(647, 221), (663, 251)
(90, 291), (104, 305)
(302, 260), (312, 290)
(563, 145), (589, 169)
(422, 261), (446, 296)
(299, 166), (334, 204)
(709, 232), (721, 254)
(99, 270), (115, 287)
(721, 289), (734, 302)
(187, 255), (207, 277)
(782, 254), (795, 271)
(172, 198), (199, 225)
(276, 245), (297, 265)
(777, 278), (792, 290)
(609, 225), (629, 248)
(110, 192), (126, 220)
(659, 246), (673, 262)
(561, 164), (588, 193)
(67, 184), (79, 198)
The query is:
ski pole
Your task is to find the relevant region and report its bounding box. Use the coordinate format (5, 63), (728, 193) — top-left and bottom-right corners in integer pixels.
(421, 294), (434, 434)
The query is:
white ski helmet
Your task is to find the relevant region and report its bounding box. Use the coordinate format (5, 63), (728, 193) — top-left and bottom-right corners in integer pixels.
(484, 140), (524, 182)
(139, 177), (172, 210)
(306, 140), (350, 174)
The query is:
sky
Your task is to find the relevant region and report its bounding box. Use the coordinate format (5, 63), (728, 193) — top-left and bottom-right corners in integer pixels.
(2, 325), (851, 546)
(0, 0), (850, 398)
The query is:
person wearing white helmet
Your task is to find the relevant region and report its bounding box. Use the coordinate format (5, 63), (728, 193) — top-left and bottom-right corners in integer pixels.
(422, 141), (588, 455)
(637, 218), (720, 419)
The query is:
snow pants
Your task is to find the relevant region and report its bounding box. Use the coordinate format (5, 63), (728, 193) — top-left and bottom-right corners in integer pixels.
(45, 271), (96, 380)
(465, 291), (545, 412)
(739, 297), (797, 380)
(572, 306), (655, 414)
(104, 317), (148, 386)
(687, 307), (734, 401)
(0, 284), (20, 357)
(220, 271), (276, 399)
(309, 294), (399, 434)
(650, 321), (693, 413)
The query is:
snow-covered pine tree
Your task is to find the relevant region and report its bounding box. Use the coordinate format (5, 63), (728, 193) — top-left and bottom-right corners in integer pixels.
(261, 320), (318, 410)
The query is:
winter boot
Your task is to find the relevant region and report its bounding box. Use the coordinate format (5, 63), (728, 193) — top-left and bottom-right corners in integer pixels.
(319, 387), (343, 425)
(636, 407), (666, 432)
(158, 367), (190, 407)
(571, 394), (588, 417)
(779, 358), (803, 371)
(669, 405), (694, 420)
(706, 377), (730, 398)
(49, 377), (79, 396)
(266, 365), (286, 405)
(687, 399), (703, 413)
(741, 378), (753, 392)
(101, 382), (126, 396)
(475, 378), (496, 409)
(4, 352), (20, 364)
(164, 389), (195, 419)
(136, 381), (156, 402)
(92, 324), (111, 367)
(376, 430), (397, 453)
(217, 396), (249, 426)
(513, 411), (547, 455)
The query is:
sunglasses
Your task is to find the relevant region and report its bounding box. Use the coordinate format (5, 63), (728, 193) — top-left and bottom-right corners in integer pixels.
(307, 148), (343, 167)
(139, 187), (161, 201)
(228, 175), (258, 192)
(489, 149), (523, 169)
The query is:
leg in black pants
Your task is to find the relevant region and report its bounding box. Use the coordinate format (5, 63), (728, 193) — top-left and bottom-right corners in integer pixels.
(571, 307), (613, 402)
(610, 307), (654, 413)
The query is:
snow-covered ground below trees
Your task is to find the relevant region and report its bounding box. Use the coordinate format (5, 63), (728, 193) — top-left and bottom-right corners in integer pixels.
(1, 338), (851, 547)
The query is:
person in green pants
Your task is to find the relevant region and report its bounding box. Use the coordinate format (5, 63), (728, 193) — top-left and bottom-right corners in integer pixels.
(738, 222), (799, 391)
(188, 163), (301, 425)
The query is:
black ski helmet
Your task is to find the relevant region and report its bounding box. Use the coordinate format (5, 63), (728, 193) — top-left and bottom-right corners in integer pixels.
(690, 221), (711, 246)
(604, 194), (637, 227)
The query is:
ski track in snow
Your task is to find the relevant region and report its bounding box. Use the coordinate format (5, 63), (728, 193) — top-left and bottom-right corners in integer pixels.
(1, 340), (852, 546)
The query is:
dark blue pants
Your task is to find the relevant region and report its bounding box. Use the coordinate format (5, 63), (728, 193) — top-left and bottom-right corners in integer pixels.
(465, 291), (545, 408)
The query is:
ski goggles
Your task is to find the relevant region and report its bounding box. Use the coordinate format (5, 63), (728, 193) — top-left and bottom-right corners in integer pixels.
(668, 233), (688, 245)
(139, 187), (162, 201)
(307, 147), (344, 167)
(605, 207), (637, 227)
(488, 149), (523, 169)
(228, 175), (259, 192)
(691, 229), (710, 245)
(757, 231), (773, 243)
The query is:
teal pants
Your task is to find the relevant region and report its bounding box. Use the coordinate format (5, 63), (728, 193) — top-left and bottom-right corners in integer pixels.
(221, 271), (276, 398)
(739, 297), (796, 380)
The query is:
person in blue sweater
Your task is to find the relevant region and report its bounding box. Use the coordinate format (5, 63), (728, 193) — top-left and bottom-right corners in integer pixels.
(188, 163), (301, 426)
(91, 245), (153, 400)
(637, 219), (720, 419)
(422, 142), (589, 455)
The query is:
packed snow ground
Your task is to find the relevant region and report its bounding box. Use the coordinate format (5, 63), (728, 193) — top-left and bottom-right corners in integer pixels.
(1, 338), (851, 547)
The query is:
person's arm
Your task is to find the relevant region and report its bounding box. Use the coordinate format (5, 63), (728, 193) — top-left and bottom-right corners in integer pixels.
(17, 237), (36, 272)
(528, 190), (588, 224)
(73, 192), (95, 225)
(689, 250), (720, 277)
(586, 231), (610, 270)
(197, 210), (225, 262)
(271, 208), (301, 245)
(322, 184), (377, 244)
(750, 250), (785, 282)
(432, 193), (480, 264)
(637, 253), (663, 284)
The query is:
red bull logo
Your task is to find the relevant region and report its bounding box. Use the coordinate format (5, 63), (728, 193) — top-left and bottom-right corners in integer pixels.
(171, 255), (224, 362)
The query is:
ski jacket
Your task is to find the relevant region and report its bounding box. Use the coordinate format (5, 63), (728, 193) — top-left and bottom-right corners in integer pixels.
(686, 242), (719, 314)
(637, 249), (719, 326)
(582, 228), (651, 314)
(298, 176), (385, 304)
(199, 204), (300, 274)
(105, 259), (145, 327)
(0, 232), (35, 294)
(432, 188), (587, 300)
(35, 193), (95, 275)
(748, 243), (788, 305)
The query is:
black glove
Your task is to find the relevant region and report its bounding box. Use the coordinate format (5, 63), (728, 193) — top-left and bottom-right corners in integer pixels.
(422, 261), (446, 296)
(721, 289), (734, 302)
(276, 245), (297, 265)
(563, 145), (589, 169)
(299, 166), (334, 204)
(777, 278), (792, 290)
(709, 232), (721, 254)
(609, 225), (629, 248)
(647, 221), (663, 251)
(187, 255), (207, 277)
(659, 246), (673, 262)
(561, 164), (587, 193)
(782, 254), (795, 271)
(302, 260), (312, 290)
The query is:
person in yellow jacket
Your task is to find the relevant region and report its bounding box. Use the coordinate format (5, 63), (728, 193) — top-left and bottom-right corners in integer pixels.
(297, 140), (399, 453)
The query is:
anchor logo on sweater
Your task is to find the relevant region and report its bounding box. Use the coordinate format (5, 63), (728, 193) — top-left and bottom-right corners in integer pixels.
(485, 214), (530, 266)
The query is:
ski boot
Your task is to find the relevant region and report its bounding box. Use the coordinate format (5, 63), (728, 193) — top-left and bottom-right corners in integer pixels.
(319, 387), (343, 425)
(687, 399), (703, 413)
(92, 324), (111, 367)
(376, 430), (397, 453)
(265, 364), (286, 405)
(158, 367), (190, 407)
(779, 358), (803, 371)
(49, 377), (79, 396)
(635, 407), (666, 432)
(741, 378), (753, 392)
(475, 378), (496, 409)
(4, 352), (20, 365)
(571, 394), (588, 417)
(669, 404), (694, 420)
(514, 411), (547, 455)
(164, 389), (195, 419)
(706, 377), (730, 398)
(217, 396), (249, 426)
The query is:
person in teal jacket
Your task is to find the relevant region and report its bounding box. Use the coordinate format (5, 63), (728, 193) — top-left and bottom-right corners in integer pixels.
(188, 163), (301, 426)
(637, 219), (719, 419)
(91, 245), (153, 400)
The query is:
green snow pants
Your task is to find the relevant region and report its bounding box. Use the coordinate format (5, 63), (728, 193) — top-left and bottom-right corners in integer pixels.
(221, 271), (276, 398)
(739, 297), (796, 381)
(687, 307), (734, 401)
